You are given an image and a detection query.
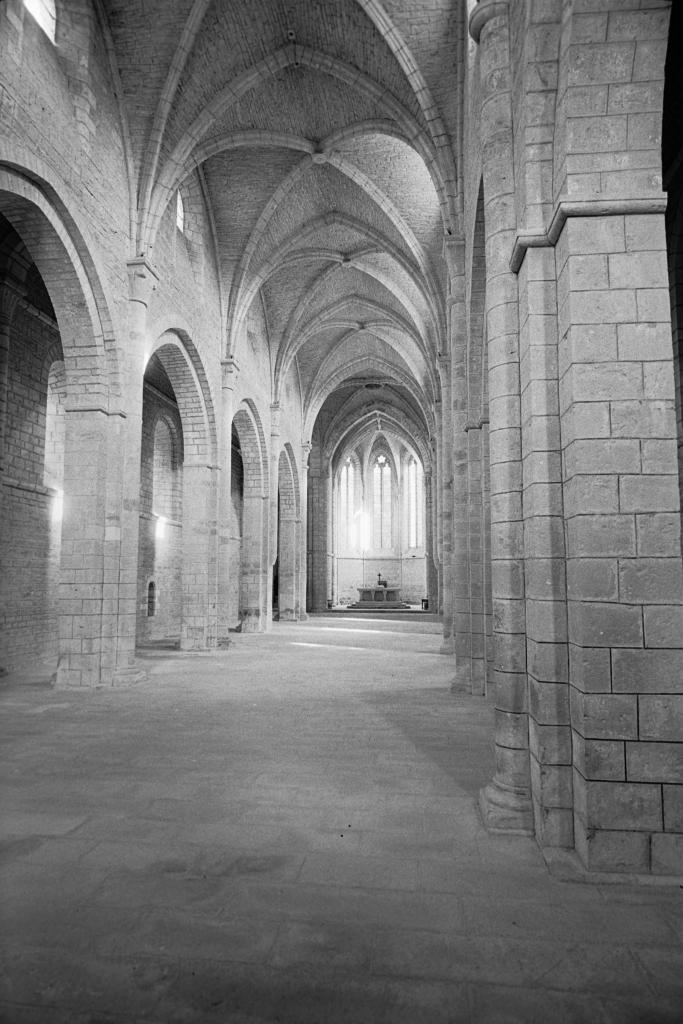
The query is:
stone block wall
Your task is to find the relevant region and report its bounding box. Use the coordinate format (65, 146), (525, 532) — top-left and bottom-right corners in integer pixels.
(467, 0), (682, 873)
(0, 303), (62, 672)
(558, 209), (683, 874)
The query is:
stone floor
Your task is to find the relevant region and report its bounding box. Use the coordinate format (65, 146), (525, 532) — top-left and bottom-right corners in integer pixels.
(1, 615), (681, 1023)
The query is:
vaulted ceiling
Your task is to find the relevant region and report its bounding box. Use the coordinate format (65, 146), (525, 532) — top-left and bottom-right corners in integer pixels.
(102, 0), (464, 456)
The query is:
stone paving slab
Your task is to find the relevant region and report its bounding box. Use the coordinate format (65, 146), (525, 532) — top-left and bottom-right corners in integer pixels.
(0, 616), (681, 1022)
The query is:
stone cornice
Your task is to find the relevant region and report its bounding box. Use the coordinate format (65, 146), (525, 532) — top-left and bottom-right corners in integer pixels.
(464, 416), (489, 432)
(63, 403), (112, 416)
(510, 195), (668, 274)
(469, 0), (509, 44)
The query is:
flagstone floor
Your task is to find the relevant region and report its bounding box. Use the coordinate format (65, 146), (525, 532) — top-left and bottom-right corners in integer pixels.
(1, 615), (681, 1023)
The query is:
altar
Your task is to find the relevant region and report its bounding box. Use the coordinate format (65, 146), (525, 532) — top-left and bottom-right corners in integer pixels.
(349, 573), (410, 610)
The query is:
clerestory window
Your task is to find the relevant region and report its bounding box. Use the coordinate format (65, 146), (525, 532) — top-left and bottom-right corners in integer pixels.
(339, 458), (356, 550)
(407, 457), (424, 549)
(372, 454), (392, 550)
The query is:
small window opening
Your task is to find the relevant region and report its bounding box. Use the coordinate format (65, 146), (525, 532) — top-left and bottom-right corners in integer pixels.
(408, 458), (423, 549)
(147, 581), (156, 617)
(176, 191), (185, 233)
(24, 0), (56, 40)
(373, 454), (392, 550)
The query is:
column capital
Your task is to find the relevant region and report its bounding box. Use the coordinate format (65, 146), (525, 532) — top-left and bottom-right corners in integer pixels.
(221, 356), (240, 389)
(270, 401), (281, 436)
(442, 235), (465, 278)
(126, 257), (159, 306)
(437, 354), (451, 383)
(301, 440), (313, 468)
(469, 0), (509, 44)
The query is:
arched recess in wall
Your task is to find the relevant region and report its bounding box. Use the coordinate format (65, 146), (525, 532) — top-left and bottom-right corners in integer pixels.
(0, 163), (120, 398)
(138, 330), (217, 651)
(231, 401), (268, 632)
(663, 2), (683, 539)
(0, 168), (117, 684)
(136, 396), (183, 646)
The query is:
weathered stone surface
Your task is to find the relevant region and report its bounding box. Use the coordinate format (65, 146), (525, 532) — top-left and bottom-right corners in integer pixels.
(639, 696), (683, 742)
(570, 690), (638, 740)
(580, 778), (663, 832)
(612, 651), (683, 694)
(626, 742), (683, 784)
(573, 733), (626, 781)
(651, 834), (683, 876)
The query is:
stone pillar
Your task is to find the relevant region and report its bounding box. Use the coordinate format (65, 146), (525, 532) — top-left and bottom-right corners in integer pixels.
(110, 257), (159, 683)
(471, 0), (533, 834)
(518, 245), (571, 847)
(278, 508), (297, 620)
(266, 403), (280, 626)
(326, 460), (335, 607)
(180, 459), (217, 649)
(438, 358), (455, 654)
(558, 208), (682, 872)
(433, 407), (444, 614)
(269, 402), (280, 569)
(424, 467), (438, 609)
(446, 238), (475, 689)
(465, 419), (487, 696)
(553, 1), (680, 874)
(217, 357), (239, 642)
(308, 443), (329, 612)
(298, 441), (312, 620)
(481, 419), (493, 691)
(241, 482), (266, 632)
(55, 401), (116, 687)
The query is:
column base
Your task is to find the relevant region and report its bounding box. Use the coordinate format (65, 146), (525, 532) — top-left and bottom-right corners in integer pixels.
(479, 780), (534, 835)
(241, 610), (265, 633)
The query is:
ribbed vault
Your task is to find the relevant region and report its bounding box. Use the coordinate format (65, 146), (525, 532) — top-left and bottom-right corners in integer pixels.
(100, 0), (460, 480)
